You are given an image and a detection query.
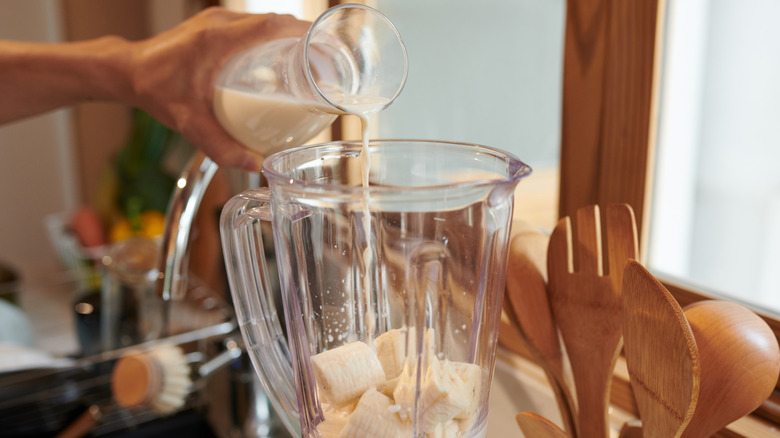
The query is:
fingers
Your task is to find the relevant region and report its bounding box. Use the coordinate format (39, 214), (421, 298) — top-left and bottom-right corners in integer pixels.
(201, 138), (264, 172)
(183, 115), (265, 172)
(201, 6), (310, 38)
(207, 143), (263, 172)
(138, 7), (311, 171)
(191, 12), (307, 170)
(224, 12), (310, 48)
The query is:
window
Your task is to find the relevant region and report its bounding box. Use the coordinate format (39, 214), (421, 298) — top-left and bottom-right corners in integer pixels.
(649, 0), (780, 316)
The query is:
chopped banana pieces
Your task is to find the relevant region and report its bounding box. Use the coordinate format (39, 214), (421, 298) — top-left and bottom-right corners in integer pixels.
(311, 341), (386, 408)
(374, 329), (406, 380)
(311, 329), (483, 438)
(375, 327), (436, 380)
(394, 357), (480, 433)
(316, 408), (350, 437)
(378, 375), (401, 398)
(427, 420), (461, 438)
(451, 361), (481, 420)
(339, 388), (412, 438)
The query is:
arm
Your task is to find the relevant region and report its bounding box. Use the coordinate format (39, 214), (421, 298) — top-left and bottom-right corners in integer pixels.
(0, 7), (309, 170)
(0, 36), (131, 124)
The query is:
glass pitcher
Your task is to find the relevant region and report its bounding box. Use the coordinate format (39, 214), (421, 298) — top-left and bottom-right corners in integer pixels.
(213, 4), (408, 157)
(220, 140), (531, 437)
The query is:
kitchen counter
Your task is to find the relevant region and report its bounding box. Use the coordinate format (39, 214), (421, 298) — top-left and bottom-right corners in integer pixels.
(11, 270), (625, 437)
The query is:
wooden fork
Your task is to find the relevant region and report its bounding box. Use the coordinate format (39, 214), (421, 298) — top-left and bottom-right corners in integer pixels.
(547, 204), (638, 438)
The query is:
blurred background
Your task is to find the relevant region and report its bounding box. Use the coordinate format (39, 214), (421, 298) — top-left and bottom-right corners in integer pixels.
(1, 1), (779, 435)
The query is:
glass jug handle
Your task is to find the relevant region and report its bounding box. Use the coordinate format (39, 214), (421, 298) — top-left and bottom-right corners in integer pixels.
(220, 189), (301, 436)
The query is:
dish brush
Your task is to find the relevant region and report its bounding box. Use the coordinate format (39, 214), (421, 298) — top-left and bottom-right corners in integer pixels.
(111, 343), (192, 415)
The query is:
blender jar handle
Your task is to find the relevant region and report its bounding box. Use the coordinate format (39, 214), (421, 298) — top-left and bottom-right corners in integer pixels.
(220, 188), (301, 436)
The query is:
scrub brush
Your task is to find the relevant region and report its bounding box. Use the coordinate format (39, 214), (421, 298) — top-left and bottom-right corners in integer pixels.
(111, 343), (192, 415)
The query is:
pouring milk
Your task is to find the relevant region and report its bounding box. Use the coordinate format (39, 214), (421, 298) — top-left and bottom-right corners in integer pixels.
(213, 5), (492, 437)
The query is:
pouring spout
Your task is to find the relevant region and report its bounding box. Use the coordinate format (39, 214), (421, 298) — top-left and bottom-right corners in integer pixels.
(488, 174), (531, 209)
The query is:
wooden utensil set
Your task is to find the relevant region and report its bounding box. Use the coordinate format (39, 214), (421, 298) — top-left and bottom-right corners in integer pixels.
(505, 204), (780, 438)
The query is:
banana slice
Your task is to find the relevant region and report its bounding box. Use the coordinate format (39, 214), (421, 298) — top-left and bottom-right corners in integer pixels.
(378, 375), (401, 398)
(426, 420), (461, 438)
(313, 328), (482, 437)
(311, 341), (386, 409)
(450, 361), (481, 420)
(316, 407), (350, 438)
(374, 329), (406, 380)
(339, 388), (412, 438)
(393, 357), (479, 433)
(375, 327), (436, 380)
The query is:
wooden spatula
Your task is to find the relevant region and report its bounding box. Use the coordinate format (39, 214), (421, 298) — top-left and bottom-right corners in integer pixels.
(516, 412), (570, 438)
(505, 228), (577, 436)
(622, 260), (700, 438)
(547, 204), (637, 438)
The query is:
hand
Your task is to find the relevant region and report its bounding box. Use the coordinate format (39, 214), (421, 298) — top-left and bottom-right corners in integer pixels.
(129, 8), (310, 170)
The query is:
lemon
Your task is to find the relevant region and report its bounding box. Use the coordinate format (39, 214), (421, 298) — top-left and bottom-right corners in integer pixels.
(109, 210), (167, 242)
(110, 218), (134, 243)
(140, 210), (166, 239)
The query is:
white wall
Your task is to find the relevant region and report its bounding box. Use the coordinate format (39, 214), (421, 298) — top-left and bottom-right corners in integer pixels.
(371, 0), (566, 169)
(0, 0), (78, 286)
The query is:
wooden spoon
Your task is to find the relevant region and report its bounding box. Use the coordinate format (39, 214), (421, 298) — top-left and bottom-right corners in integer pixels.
(680, 300), (780, 438)
(516, 412), (570, 438)
(622, 260), (700, 438)
(547, 204), (638, 438)
(505, 228), (577, 436)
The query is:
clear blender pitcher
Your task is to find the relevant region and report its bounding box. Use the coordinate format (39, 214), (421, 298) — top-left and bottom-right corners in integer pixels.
(213, 3), (408, 157)
(220, 140), (532, 437)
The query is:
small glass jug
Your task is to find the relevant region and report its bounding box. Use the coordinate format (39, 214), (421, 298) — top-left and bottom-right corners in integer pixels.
(220, 140), (531, 437)
(214, 4), (408, 157)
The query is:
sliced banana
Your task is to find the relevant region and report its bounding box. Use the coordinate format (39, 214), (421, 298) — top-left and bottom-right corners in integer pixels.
(311, 341), (386, 409)
(316, 407), (351, 438)
(312, 328), (483, 437)
(393, 357), (473, 433)
(450, 361), (481, 420)
(378, 375), (401, 398)
(374, 329), (406, 380)
(339, 388), (412, 438)
(426, 419), (461, 438)
(375, 327), (436, 380)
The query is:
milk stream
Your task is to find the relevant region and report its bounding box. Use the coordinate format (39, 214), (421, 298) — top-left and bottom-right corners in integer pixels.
(218, 84), (387, 348)
(339, 101), (384, 350)
(312, 95), (386, 349)
(359, 114), (375, 347)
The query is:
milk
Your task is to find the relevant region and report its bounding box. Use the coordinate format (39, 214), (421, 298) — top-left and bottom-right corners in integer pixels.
(358, 114), (376, 344)
(333, 96), (386, 347)
(214, 87), (338, 156)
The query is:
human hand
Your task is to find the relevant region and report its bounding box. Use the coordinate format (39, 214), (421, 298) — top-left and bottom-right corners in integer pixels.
(128, 7), (310, 171)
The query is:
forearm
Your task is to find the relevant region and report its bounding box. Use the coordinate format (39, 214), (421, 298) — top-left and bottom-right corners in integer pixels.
(0, 8), (311, 170)
(0, 36), (134, 124)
